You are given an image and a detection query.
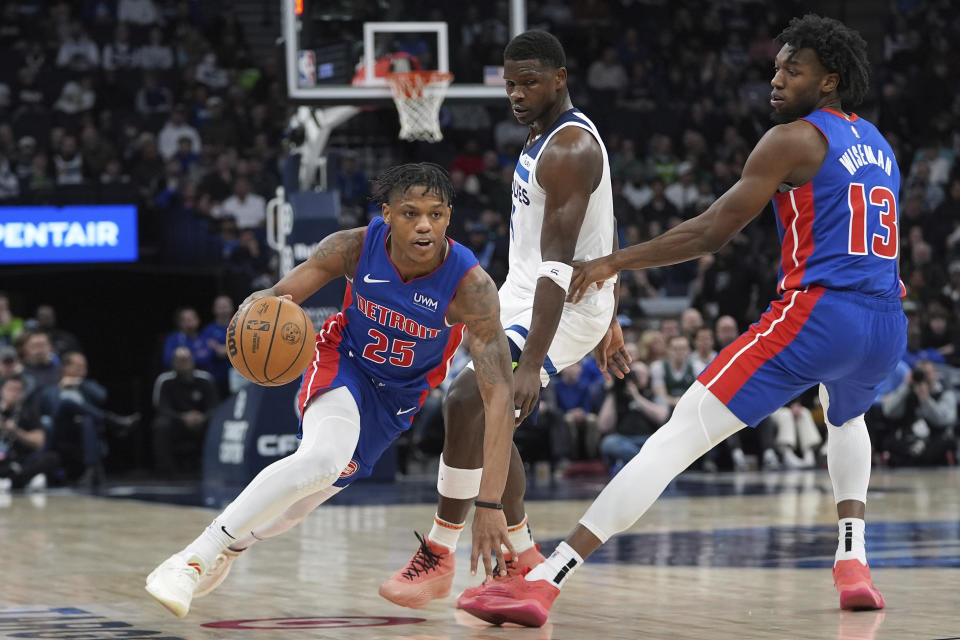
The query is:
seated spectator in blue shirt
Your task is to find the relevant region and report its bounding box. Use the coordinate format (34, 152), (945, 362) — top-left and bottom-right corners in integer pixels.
(163, 307), (213, 370)
(335, 154), (368, 210)
(33, 351), (108, 488)
(550, 360), (604, 461)
(200, 295), (234, 395)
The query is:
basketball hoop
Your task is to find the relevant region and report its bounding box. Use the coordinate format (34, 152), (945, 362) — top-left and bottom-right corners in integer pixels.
(386, 71), (453, 143)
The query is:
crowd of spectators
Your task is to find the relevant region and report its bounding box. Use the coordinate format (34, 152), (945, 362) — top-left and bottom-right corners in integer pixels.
(0, 290), (233, 488)
(2, 1), (960, 486)
(401, 0), (960, 477)
(0, 0), (282, 284)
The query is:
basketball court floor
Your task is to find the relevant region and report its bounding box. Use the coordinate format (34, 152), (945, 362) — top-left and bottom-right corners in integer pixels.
(2, 467), (958, 639)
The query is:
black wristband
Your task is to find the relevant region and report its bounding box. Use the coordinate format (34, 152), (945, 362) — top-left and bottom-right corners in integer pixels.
(474, 500), (504, 510)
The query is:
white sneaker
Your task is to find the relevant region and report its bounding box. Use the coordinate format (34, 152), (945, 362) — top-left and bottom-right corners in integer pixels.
(194, 548), (242, 598)
(26, 473), (46, 492)
(762, 448), (782, 471)
(145, 552), (205, 618)
(731, 448), (749, 472)
(0, 477), (11, 492)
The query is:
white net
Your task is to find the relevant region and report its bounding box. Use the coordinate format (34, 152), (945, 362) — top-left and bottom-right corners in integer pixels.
(386, 71), (453, 143)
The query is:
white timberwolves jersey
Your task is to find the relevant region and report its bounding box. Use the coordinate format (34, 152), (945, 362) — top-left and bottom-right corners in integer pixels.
(506, 108), (615, 315)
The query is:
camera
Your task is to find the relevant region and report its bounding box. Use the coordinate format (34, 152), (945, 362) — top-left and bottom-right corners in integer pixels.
(911, 367), (927, 384)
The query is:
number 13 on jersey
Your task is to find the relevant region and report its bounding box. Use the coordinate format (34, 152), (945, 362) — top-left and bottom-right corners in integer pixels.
(847, 183), (898, 259)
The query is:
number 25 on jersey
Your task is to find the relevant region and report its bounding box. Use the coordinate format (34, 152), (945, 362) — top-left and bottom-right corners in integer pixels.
(362, 329), (415, 367)
(847, 183), (898, 259)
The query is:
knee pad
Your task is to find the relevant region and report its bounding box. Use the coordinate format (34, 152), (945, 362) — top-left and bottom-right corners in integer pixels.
(298, 388), (361, 489)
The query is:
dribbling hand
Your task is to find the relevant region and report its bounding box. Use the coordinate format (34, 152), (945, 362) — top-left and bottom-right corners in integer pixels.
(240, 288), (291, 311)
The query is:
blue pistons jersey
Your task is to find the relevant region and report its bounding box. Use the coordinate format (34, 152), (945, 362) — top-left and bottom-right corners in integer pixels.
(698, 109), (908, 429)
(772, 108), (904, 300)
(297, 217), (478, 484)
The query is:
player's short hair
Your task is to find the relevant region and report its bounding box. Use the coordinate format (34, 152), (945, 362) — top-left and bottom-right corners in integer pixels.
(504, 30), (566, 69)
(372, 162), (455, 206)
(776, 14), (870, 107)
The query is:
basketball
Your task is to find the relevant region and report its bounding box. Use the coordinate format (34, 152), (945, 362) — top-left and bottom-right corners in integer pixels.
(226, 297), (316, 386)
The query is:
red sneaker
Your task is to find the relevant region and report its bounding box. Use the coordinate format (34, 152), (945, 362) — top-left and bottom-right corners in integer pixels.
(458, 572), (559, 627)
(379, 532), (455, 609)
(833, 559), (885, 610)
(456, 544), (546, 607)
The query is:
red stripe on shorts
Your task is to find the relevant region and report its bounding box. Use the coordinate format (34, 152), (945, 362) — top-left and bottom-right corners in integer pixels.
(696, 287), (824, 404)
(298, 311), (346, 413)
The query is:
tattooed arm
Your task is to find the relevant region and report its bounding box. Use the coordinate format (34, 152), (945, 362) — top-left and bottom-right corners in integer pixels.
(447, 265), (516, 576)
(241, 227), (366, 307)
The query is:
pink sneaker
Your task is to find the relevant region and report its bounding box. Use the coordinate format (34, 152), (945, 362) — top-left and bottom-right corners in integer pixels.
(458, 571), (559, 627)
(379, 532), (455, 609)
(833, 559), (885, 610)
(457, 544), (545, 607)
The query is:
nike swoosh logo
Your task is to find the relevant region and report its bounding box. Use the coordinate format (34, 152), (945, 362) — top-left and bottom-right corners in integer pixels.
(364, 274), (390, 284)
(221, 525), (235, 540)
(396, 406), (417, 415)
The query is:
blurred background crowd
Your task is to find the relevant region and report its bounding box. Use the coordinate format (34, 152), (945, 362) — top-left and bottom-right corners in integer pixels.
(1, 0), (958, 490)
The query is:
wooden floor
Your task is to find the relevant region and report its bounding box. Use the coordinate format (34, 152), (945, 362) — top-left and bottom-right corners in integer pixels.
(2, 468), (959, 639)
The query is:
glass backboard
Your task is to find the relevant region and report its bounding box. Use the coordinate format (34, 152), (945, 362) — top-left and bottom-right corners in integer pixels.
(283, 0), (526, 101)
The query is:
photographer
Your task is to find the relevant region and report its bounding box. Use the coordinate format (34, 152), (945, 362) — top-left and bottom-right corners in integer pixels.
(880, 359), (957, 466)
(597, 359), (669, 475)
(0, 375), (61, 490)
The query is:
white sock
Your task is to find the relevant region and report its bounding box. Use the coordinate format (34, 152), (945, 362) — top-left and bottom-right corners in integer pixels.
(185, 522), (233, 569)
(524, 542), (581, 589)
(836, 518), (867, 565)
(507, 515), (534, 554)
(428, 514), (464, 551)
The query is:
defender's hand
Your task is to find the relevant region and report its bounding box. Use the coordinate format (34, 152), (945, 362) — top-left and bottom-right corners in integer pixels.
(513, 363), (541, 426)
(594, 321), (631, 382)
(568, 256), (619, 304)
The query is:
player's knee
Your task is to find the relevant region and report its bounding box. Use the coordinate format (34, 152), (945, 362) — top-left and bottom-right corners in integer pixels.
(442, 371), (485, 446)
(292, 443), (351, 491)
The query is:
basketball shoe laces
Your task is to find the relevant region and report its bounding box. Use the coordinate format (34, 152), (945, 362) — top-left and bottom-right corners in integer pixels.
(482, 556), (516, 584)
(402, 532), (445, 580)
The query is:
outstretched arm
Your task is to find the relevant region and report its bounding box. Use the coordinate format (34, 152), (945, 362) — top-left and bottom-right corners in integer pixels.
(568, 121), (827, 301)
(241, 227), (367, 307)
(514, 127), (605, 421)
(447, 266), (516, 577)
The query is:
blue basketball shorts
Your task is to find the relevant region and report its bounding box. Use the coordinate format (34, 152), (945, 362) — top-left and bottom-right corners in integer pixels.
(697, 286), (907, 427)
(298, 342), (426, 486)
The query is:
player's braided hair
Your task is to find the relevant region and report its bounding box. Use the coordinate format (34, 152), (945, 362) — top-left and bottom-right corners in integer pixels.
(371, 162), (455, 206)
(776, 14), (870, 107)
(504, 30), (566, 69)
